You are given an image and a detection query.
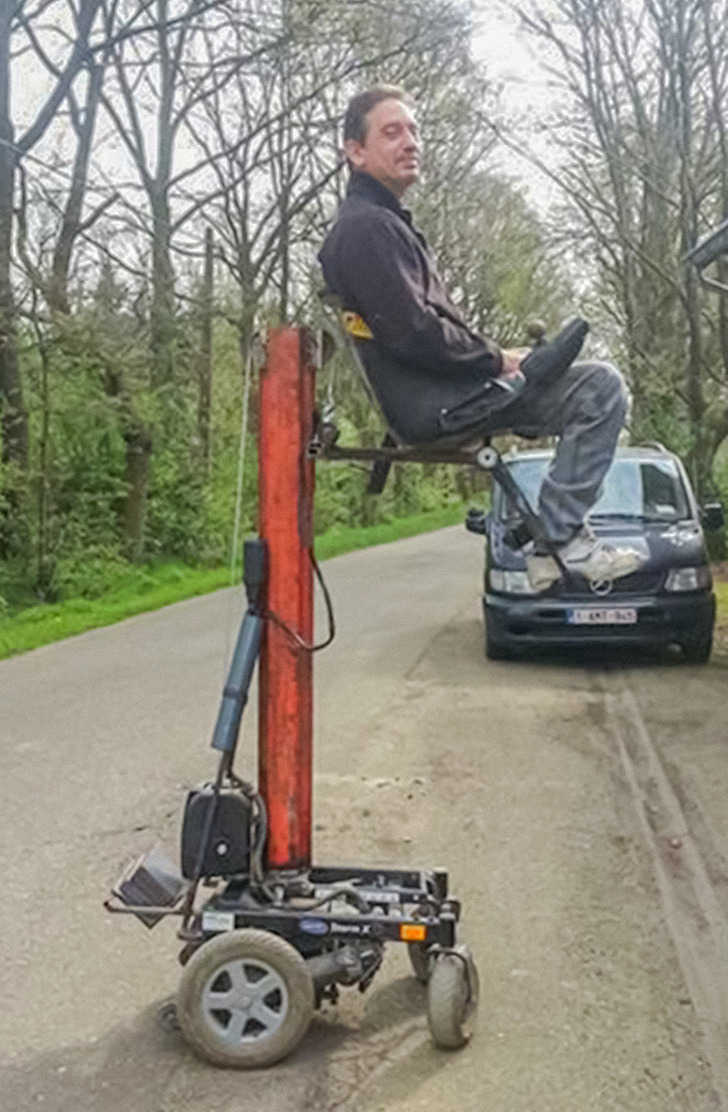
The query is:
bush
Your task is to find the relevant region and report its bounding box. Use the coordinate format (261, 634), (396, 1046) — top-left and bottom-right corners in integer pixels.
(53, 545), (139, 600)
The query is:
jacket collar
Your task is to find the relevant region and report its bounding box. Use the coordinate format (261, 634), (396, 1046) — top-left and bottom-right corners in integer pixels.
(347, 171), (413, 223)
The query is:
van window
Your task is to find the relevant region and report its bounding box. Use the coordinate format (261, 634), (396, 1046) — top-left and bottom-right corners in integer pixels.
(500, 456), (691, 522)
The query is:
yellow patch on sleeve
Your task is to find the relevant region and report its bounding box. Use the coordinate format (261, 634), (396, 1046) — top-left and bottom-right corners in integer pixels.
(341, 311), (374, 340)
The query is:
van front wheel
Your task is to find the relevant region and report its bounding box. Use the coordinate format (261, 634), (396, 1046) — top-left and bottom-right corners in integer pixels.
(485, 614), (512, 661)
(680, 635), (712, 664)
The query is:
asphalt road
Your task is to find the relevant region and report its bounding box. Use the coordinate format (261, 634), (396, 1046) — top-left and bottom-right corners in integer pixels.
(1, 526), (728, 1111)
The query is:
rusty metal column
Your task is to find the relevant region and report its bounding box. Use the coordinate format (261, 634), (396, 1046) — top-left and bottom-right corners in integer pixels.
(258, 327), (315, 870)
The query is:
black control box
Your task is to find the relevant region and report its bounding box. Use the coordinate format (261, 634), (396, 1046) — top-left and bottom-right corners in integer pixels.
(181, 788), (252, 880)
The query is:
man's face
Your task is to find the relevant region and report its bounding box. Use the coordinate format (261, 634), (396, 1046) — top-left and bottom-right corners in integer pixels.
(345, 98), (421, 199)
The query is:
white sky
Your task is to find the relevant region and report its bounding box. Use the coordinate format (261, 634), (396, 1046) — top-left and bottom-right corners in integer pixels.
(473, 4), (543, 108)
(471, 3), (565, 213)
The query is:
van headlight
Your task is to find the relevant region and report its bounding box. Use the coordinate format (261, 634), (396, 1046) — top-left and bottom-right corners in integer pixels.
(490, 569), (537, 595)
(664, 566), (711, 592)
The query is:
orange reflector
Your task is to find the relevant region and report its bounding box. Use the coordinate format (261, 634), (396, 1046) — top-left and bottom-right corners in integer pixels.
(400, 923), (427, 942)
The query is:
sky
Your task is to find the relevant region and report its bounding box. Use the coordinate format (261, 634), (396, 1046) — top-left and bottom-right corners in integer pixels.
(473, 4), (545, 111)
(471, 3), (564, 212)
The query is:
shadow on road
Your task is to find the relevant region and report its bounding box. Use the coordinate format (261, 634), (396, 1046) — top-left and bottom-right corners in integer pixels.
(411, 615), (717, 689)
(0, 974), (442, 1112)
(498, 643), (686, 670)
(0, 1000), (188, 1112)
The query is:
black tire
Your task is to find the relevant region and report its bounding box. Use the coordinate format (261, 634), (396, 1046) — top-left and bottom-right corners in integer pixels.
(177, 928), (315, 1068)
(408, 942), (432, 985)
(681, 635), (713, 664)
(427, 945), (479, 1050)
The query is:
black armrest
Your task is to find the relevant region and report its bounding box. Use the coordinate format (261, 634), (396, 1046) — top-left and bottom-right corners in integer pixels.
(520, 318), (589, 385)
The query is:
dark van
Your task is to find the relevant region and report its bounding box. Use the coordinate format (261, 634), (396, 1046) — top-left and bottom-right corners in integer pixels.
(467, 445), (721, 662)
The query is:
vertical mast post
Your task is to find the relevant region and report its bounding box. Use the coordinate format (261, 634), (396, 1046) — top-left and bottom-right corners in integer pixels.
(258, 327), (315, 870)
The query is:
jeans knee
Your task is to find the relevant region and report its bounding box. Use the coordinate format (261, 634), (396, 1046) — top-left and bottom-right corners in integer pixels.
(594, 362), (629, 423)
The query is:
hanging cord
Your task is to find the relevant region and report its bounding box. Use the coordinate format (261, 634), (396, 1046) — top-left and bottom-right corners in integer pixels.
(220, 340), (256, 683)
(230, 341), (255, 585)
(265, 548), (336, 652)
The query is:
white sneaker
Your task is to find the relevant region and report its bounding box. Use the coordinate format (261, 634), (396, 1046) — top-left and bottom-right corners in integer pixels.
(526, 528), (645, 591)
(525, 553), (560, 592)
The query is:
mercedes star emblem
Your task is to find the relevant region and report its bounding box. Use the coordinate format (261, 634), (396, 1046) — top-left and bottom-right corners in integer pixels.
(589, 577), (614, 596)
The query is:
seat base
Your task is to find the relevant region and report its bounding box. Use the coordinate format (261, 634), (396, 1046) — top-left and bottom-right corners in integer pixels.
(310, 442), (488, 467)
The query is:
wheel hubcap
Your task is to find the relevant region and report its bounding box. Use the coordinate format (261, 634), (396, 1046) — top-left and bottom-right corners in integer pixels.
(201, 956), (289, 1046)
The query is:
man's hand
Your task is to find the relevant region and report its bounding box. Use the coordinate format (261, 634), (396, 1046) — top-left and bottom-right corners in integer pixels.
(499, 348), (529, 387)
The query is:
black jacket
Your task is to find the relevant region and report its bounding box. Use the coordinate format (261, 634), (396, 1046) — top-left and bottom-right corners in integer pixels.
(318, 171), (503, 443)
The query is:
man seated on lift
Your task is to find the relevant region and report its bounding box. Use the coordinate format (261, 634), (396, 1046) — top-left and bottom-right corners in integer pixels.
(318, 85), (644, 591)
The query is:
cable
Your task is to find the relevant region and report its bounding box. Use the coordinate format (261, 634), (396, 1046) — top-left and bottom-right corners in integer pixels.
(265, 548), (336, 652)
(229, 341), (254, 586)
(296, 883), (370, 914)
(221, 339), (255, 689)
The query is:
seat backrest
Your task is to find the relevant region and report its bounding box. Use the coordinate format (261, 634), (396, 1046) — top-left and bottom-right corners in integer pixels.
(319, 291), (406, 446)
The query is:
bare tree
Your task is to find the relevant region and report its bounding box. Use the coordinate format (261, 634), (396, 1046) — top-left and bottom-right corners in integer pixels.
(0, 0), (106, 559)
(98, 0), (282, 386)
(515, 0), (728, 495)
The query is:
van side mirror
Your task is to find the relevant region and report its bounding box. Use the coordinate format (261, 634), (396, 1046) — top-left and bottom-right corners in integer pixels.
(701, 502), (725, 531)
(465, 508), (487, 535)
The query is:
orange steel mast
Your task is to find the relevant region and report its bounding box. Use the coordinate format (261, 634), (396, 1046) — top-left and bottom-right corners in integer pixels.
(257, 328), (316, 870)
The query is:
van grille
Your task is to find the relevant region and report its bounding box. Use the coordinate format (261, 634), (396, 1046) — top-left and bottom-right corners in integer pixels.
(549, 570), (664, 598)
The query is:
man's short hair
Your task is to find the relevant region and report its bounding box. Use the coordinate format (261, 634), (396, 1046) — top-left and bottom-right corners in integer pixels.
(343, 85), (414, 145)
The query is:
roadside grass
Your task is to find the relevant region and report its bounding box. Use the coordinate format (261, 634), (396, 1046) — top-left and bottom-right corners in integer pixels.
(714, 581), (728, 656)
(0, 504), (468, 662)
(716, 581), (728, 622)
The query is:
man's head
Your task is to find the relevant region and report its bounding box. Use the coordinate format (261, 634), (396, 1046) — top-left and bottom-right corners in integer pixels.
(343, 86), (420, 199)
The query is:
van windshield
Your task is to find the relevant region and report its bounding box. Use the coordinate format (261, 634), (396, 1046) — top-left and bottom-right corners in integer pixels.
(502, 455), (691, 523)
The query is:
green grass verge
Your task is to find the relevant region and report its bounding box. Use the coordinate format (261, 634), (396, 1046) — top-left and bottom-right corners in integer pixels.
(715, 581), (728, 629)
(0, 504), (468, 662)
(713, 581), (728, 660)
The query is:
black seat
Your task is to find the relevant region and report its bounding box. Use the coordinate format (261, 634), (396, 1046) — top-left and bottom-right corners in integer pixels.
(318, 295), (491, 492)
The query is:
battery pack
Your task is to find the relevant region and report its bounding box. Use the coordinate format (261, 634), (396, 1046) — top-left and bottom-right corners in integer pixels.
(181, 787), (252, 880)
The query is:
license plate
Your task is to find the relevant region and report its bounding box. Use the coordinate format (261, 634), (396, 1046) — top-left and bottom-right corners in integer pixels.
(567, 607), (637, 625)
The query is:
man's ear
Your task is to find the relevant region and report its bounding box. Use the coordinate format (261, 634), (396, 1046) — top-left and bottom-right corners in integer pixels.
(344, 138), (366, 170)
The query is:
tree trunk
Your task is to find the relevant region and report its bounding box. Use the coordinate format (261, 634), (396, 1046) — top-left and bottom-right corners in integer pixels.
(149, 187), (175, 389)
(121, 420), (153, 564)
(674, 0), (708, 498)
(0, 9), (27, 477)
(102, 365), (153, 563)
(0, 10), (27, 557)
(48, 62), (105, 315)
